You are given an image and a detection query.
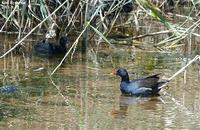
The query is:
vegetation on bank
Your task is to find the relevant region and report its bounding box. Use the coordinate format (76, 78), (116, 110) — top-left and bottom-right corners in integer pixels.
(0, 0), (200, 74)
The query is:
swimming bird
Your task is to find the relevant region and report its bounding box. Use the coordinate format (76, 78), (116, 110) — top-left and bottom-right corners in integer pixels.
(33, 36), (69, 57)
(103, 0), (134, 14)
(112, 68), (168, 96)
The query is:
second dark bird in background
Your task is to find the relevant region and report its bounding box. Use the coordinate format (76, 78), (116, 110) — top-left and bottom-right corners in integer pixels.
(33, 36), (69, 57)
(103, 0), (134, 14)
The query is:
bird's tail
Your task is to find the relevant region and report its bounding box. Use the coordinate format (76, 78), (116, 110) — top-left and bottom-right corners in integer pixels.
(158, 80), (170, 90)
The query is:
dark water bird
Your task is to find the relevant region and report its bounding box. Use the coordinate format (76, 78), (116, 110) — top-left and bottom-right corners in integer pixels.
(112, 68), (168, 97)
(167, 0), (175, 6)
(103, 0), (134, 14)
(33, 36), (69, 57)
(122, 0), (134, 13)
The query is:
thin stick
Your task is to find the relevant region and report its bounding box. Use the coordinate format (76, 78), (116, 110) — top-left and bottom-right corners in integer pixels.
(49, 77), (70, 105)
(132, 30), (172, 39)
(0, 0), (24, 31)
(159, 55), (200, 119)
(159, 55), (200, 89)
(168, 55), (199, 81)
(50, 6), (102, 76)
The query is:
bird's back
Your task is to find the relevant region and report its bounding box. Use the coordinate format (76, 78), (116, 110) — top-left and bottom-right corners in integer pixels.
(120, 74), (166, 96)
(33, 42), (54, 56)
(131, 74), (161, 88)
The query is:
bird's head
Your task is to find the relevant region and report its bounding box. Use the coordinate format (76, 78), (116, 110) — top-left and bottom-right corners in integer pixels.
(59, 36), (69, 47)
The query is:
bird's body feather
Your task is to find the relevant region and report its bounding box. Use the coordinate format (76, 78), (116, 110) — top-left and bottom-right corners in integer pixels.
(33, 36), (69, 57)
(115, 68), (167, 96)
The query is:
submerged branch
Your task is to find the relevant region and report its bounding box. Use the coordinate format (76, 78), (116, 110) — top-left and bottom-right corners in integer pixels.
(159, 55), (200, 89)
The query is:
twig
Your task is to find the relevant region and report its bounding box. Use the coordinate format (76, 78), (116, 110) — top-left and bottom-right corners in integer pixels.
(50, 6), (102, 76)
(0, 31), (43, 35)
(159, 55), (200, 89)
(168, 55), (200, 81)
(132, 30), (172, 39)
(167, 12), (195, 21)
(49, 77), (70, 105)
(0, 0), (24, 31)
(159, 55), (200, 119)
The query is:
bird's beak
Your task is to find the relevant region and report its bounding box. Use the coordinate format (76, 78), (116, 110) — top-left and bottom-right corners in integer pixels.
(110, 69), (117, 75)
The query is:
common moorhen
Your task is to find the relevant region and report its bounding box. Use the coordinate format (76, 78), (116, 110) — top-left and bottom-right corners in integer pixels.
(33, 36), (69, 57)
(103, 0), (133, 14)
(122, 0), (134, 13)
(113, 68), (167, 97)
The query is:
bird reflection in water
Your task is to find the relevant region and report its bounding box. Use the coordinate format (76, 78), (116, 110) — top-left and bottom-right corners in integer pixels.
(111, 95), (162, 119)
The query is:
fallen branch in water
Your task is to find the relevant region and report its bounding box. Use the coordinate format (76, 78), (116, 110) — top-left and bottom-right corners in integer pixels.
(159, 55), (200, 119)
(159, 55), (200, 89)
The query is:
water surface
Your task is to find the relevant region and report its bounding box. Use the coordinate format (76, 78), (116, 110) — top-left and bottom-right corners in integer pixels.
(0, 35), (200, 130)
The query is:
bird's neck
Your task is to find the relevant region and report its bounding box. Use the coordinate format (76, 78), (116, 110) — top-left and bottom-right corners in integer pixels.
(121, 75), (130, 83)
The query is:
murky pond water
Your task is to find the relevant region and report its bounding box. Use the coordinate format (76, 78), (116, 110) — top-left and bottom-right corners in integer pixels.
(0, 35), (200, 130)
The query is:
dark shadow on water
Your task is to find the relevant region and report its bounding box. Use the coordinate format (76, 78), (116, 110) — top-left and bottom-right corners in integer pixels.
(111, 95), (162, 119)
